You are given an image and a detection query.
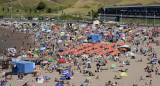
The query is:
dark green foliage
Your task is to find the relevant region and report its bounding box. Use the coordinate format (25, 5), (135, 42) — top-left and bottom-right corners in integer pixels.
(37, 2), (46, 10)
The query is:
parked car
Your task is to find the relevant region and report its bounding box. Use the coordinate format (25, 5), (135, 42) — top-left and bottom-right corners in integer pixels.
(44, 17), (49, 21)
(50, 17), (54, 21)
(28, 16), (32, 20)
(39, 17), (44, 20)
(0, 16), (3, 19)
(20, 16), (25, 20)
(33, 17), (38, 20)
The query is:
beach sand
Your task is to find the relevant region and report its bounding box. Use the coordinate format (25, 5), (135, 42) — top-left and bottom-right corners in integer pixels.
(0, 26), (160, 86)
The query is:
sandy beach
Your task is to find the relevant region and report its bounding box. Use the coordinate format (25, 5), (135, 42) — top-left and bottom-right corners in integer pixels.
(0, 23), (160, 86)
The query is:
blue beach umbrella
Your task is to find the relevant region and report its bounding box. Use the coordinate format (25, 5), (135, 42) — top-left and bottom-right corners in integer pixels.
(60, 77), (66, 80)
(55, 82), (63, 86)
(35, 34), (40, 38)
(52, 65), (57, 68)
(62, 70), (68, 74)
(65, 74), (72, 78)
(1, 81), (7, 86)
(152, 59), (158, 62)
(44, 76), (51, 80)
(65, 68), (71, 71)
(40, 47), (45, 51)
(86, 61), (91, 64)
(58, 49), (64, 52)
(46, 29), (51, 33)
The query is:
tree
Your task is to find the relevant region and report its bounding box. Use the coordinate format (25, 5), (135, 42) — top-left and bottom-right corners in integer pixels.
(29, 8), (32, 13)
(34, 9), (37, 13)
(17, 10), (19, 12)
(47, 8), (52, 13)
(37, 2), (46, 10)
(88, 11), (91, 16)
(2, 8), (4, 11)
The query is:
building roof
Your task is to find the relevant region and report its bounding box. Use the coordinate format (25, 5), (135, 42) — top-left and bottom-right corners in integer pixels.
(102, 4), (160, 8)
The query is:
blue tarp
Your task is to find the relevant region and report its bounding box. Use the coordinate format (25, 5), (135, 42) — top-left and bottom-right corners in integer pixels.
(12, 61), (35, 73)
(87, 34), (102, 42)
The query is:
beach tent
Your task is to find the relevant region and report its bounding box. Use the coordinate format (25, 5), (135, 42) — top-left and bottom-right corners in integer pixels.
(11, 61), (35, 73)
(93, 20), (100, 25)
(120, 45), (130, 48)
(87, 34), (102, 42)
(58, 58), (66, 64)
(120, 72), (128, 77)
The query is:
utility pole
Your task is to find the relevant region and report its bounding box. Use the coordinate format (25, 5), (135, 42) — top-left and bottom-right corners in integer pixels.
(154, 15), (155, 25)
(104, 8), (105, 22)
(10, 0), (13, 19)
(121, 14), (122, 24)
(145, 7), (147, 25)
(57, 5), (60, 21)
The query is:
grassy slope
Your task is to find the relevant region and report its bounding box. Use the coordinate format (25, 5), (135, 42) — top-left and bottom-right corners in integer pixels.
(64, 0), (160, 14)
(0, 0), (160, 17)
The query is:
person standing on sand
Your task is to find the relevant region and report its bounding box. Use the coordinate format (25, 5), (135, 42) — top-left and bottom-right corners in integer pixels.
(149, 80), (152, 86)
(72, 83), (74, 86)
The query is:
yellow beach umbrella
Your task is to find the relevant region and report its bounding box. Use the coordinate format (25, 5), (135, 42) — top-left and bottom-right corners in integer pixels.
(129, 30), (133, 33)
(120, 72), (128, 77)
(26, 51), (32, 54)
(57, 67), (63, 69)
(77, 37), (82, 39)
(33, 70), (40, 72)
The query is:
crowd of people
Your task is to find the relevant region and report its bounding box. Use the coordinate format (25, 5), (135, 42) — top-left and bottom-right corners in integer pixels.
(0, 21), (160, 86)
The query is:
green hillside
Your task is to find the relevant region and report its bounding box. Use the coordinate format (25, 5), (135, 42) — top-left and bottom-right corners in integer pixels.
(0, 0), (160, 17)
